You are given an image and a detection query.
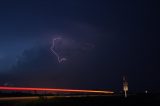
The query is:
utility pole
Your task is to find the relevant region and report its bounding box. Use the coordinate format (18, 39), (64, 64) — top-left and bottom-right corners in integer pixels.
(123, 76), (128, 98)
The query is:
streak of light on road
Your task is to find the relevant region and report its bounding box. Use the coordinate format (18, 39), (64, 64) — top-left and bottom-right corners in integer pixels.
(0, 95), (114, 101)
(0, 96), (40, 101)
(0, 86), (114, 94)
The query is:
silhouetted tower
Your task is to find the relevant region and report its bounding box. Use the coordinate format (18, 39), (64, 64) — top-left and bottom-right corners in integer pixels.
(123, 76), (128, 98)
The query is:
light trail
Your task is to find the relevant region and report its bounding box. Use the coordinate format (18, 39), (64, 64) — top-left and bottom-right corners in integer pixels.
(0, 95), (114, 101)
(50, 37), (67, 63)
(0, 86), (114, 94)
(0, 96), (39, 101)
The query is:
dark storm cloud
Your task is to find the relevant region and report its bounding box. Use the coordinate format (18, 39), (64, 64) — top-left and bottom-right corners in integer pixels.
(3, 41), (101, 89)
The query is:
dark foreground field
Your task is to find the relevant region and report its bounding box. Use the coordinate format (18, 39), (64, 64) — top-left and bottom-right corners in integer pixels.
(0, 94), (160, 106)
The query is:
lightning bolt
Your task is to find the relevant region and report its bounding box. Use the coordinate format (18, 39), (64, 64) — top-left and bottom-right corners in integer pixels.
(50, 37), (67, 63)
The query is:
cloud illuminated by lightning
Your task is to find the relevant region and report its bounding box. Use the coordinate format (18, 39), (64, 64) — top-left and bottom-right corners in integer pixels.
(50, 36), (94, 63)
(50, 37), (67, 63)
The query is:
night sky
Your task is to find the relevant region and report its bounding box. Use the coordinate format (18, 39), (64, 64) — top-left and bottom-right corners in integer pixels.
(0, 0), (159, 92)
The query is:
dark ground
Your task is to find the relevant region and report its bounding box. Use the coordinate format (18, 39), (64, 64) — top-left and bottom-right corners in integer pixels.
(0, 93), (160, 106)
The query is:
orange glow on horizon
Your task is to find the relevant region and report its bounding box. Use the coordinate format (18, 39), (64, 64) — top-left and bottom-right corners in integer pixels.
(0, 86), (114, 94)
